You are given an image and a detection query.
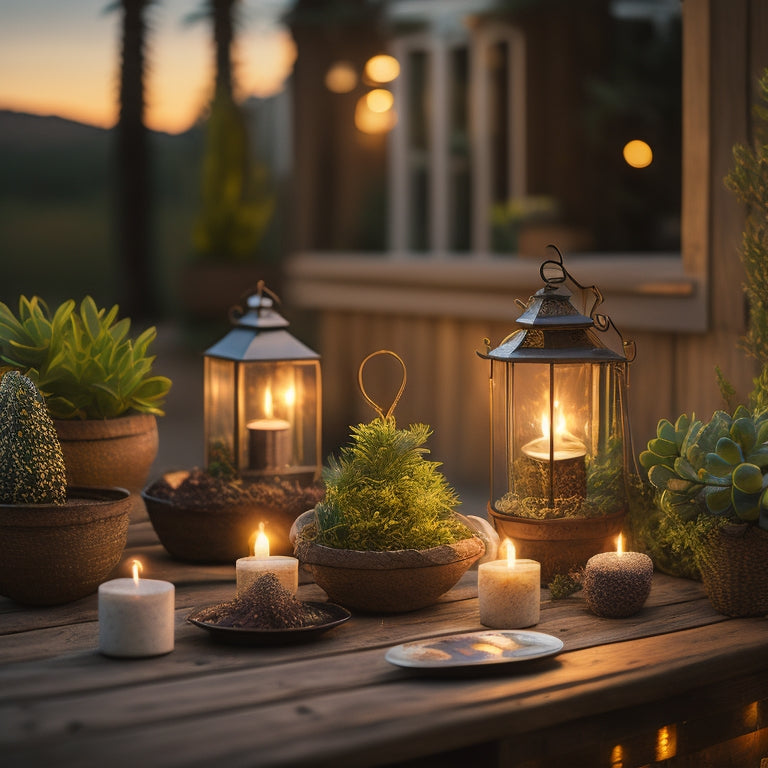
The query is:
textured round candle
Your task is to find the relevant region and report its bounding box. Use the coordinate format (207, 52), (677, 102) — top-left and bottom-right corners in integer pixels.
(478, 558), (541, 628)
(583, 551), (653, 618)
(236, 555), (298, 595)
(98, 578), (175, 657)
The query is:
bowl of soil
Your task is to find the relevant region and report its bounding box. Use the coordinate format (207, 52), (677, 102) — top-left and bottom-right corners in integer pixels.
(143, 469), (324, 564)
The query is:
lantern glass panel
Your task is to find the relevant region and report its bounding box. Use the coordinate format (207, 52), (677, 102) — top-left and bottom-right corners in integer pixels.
(492, 359), (625, 519)
(204, 356), (236, 471)
(238, 360), (320, 481)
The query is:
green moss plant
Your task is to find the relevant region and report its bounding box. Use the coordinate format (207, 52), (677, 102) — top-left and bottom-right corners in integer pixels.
(0, 295), (171, 420)
(307, 418), (470, 552)
(0, 371), (66, 505)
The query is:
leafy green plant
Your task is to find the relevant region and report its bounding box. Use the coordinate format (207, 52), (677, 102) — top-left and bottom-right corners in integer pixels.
(0, 371), (66, 505)
(0, 296), (171, 420)
(306, 418), (470, 552)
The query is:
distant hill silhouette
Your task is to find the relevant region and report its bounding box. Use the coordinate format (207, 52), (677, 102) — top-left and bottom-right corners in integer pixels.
(0, 110), (109, 148)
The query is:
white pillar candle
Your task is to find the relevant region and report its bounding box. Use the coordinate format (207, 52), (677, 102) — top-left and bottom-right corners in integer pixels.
(236, 522), (299, 595)
(247, 418), (291, 470)
(478, 540), (541, 629)
(98, 560), (175, 658)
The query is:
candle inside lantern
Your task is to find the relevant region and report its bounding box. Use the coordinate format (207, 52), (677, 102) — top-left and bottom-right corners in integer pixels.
(583, 533), (653, 618)
(236, 522), (299, 595)
(98, 559), (175, 658)
(520, 403), (587, 500)
(247, 385), (292, 471)
(478, 539), (541, 628)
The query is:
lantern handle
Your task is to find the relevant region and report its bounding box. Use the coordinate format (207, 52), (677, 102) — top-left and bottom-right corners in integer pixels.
(229, 280), (282, 323)
(541, 244), (604, 320)
(358, 349), (407, 421)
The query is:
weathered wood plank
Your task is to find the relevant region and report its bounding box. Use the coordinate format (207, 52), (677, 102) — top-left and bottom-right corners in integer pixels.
(3, 619), (767, 768)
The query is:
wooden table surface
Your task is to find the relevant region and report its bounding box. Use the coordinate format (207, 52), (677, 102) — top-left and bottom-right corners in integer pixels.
(2, 521), (768, 768)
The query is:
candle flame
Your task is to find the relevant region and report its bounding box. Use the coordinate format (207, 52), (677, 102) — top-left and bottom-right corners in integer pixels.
(264, 386), (274, 419)
(284, 386), (296, 407)
(617, 533), (624, 556)
(131, 559), (143, 585)
(503, 538), (516, 569)
(253, 522), (270, 558)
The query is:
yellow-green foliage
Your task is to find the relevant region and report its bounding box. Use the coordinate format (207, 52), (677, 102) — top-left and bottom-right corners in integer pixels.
(312, 418), (469, 551)
(0, 371), (66, 505)
(0, 296), (171, 419)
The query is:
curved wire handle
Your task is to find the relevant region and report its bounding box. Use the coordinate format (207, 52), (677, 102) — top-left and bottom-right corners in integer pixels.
(229, 280), (282, 323)
(358, 349), (407, 420)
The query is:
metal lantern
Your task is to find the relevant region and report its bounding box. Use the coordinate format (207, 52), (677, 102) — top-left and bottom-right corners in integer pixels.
(480, 252), (635, 578)
(203, 284), (321, 485)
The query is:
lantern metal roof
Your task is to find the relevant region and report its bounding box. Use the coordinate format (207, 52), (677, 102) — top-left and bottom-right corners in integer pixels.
(204, 288), (320, 363)
(482, 255), (628, 365)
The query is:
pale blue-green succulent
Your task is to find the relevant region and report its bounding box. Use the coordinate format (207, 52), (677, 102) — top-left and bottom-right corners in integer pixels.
(640, 406), (768, 531)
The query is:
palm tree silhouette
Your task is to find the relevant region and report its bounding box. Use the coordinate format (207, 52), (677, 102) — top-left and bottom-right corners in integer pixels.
(110, 0), (156, 320)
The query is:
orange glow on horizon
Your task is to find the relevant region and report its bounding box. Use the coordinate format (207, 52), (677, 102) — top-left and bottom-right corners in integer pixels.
(0, 11), (295, 136)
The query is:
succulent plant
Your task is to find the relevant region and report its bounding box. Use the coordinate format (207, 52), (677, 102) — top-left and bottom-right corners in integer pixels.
(640, 406), (768, 531)
(0, 296), (171, 420)
(0, 371), (67, 505)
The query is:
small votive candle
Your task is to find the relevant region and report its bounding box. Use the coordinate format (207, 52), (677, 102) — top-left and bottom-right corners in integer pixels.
(478, 539), (541, 628)
(236, 522), (299, 595)
(98, 560), (175, 658)
(583, 534), (653, 618)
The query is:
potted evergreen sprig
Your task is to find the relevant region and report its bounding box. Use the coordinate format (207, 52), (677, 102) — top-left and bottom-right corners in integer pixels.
(293, 351), (485, 613)
(0, 295), (172, 519)
(0, 371), (131, 605)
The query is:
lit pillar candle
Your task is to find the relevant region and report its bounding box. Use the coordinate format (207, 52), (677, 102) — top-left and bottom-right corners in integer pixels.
(247, 386), (292, 470)
(236, 522), (299, 595)
(478, 539), (541, 628)
(98, 560), (175, 658)
(521, 405), (587, 500)
(583, 533), (653, 618)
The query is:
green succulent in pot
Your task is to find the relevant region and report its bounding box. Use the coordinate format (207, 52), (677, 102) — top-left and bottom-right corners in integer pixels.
(641, 406), (768, 532)
(0, 295), (171, 420)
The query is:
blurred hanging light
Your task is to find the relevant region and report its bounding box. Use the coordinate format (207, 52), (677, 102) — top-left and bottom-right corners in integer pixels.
(623, 139), (653, 168)
(325, 61), (358, 93)
(355, 92), (397, 134)
(364, 54), (400, 84)
(365, 88), (394, 113)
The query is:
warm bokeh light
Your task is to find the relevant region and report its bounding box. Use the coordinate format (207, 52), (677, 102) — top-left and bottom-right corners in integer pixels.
(655, 724), (677, 761)
(354, 94), (397, 134)
(325, 61), (358, 93)
(623, 139), (653, 168)
(364, 54), (400, 84)
(610, 744), (624, 768)
(365, 88), (394, 113)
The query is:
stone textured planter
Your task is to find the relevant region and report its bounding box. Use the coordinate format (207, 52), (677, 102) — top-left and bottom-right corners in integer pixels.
(0, 487), (131, 605)
(293, 511), (485, 613)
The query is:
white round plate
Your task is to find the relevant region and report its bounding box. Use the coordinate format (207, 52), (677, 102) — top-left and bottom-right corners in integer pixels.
(385, 630), (564, 669)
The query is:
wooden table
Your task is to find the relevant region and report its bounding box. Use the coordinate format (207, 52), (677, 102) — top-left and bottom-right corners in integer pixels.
(2, 521), (768, 768)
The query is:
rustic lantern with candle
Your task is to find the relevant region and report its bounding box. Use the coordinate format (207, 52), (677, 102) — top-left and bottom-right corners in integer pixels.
(480, 249), (635, 582)
(203, 283), (322, 484)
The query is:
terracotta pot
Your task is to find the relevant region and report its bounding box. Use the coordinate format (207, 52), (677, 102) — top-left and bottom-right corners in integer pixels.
(54, 414), (159, 522)
(142, 489), (304, 564)
(293, 512), (485, 613)
(0, 487), (131, 605)
(699, 524), (768, 617)
(488, 504), (626, 583)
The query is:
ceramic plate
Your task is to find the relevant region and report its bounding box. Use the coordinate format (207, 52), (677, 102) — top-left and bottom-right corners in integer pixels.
(187, 602), (351, 646)
(385, 630), (564, 669)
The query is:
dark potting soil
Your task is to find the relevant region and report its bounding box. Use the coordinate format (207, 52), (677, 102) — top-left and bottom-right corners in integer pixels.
(147, 468), (324, 516)
(192, 573), (330, 629)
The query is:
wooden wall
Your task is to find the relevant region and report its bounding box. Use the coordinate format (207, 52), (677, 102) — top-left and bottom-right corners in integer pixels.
(286, 0), (768, 494)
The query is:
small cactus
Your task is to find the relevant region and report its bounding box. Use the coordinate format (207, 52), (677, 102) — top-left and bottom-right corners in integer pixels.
(0, 371), (67, 505)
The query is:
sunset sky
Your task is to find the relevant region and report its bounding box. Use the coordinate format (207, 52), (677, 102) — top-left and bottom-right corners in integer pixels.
(0, 0), (296, 135)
